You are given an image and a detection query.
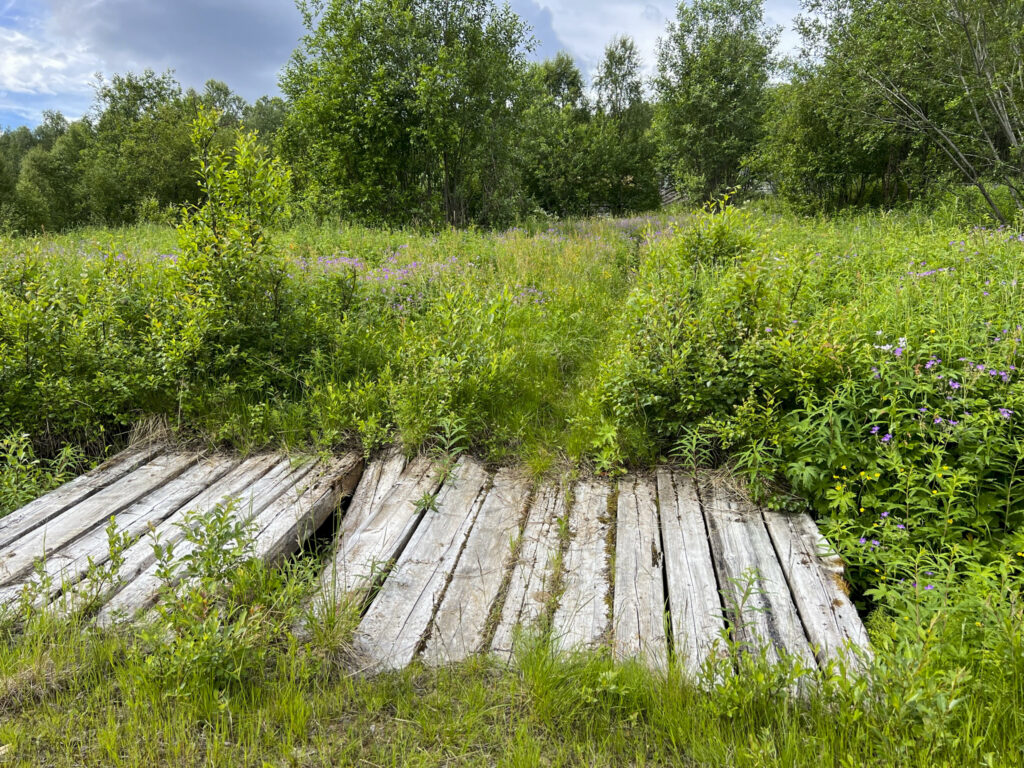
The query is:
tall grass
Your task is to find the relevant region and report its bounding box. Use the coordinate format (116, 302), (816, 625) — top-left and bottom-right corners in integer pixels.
(2, 199), (1024, 763)
(0, 529), (1020, 766)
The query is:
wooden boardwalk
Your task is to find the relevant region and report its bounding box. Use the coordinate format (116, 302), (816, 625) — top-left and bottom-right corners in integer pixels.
(0, 444), (870, 675)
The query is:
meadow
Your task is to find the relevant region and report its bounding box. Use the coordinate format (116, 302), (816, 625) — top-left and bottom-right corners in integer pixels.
(2, 195), (1024, 764)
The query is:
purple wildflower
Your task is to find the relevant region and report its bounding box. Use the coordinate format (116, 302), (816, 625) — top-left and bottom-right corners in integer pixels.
(881, 433), (892, 442)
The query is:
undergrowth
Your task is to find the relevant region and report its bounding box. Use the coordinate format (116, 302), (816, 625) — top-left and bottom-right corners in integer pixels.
(1, 114), (1023, 763)
(0, 433), (80, 517)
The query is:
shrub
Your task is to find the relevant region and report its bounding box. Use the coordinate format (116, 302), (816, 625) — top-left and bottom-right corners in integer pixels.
(0, 433), (80, 517)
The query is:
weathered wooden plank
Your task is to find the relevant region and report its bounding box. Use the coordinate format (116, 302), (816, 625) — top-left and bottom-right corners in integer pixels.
(0, 455), (239, 608)
(94, 456), (312, 623)
(701, 480), (816, 669)
(491, 483), (565, 659)
(657, 469), (726, 677)
(318, 454), (441, 600)
(252, 453), (364, 564)
(0, 451), (199, 586)
(551, 479), (612, 652)
(422, 469), (529, 665)
(353, 458), (490, 672)
(0, 442), (164, 551)
(612, 475), (668, 670)
(332, 448), (406, 547)
(77, 454), (280, 605)
(762, 509), (871, 667)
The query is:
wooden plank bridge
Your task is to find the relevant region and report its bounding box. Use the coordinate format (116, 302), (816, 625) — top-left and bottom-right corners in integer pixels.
(0, 443), (870, 674)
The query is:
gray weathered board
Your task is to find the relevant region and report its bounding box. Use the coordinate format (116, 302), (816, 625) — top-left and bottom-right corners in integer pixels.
(1, 443), (870, 675)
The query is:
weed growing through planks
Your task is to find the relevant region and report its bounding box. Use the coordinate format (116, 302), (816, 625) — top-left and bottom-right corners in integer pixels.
(55, 517), (133, 618)
(137, 499), (308, 712)
(413, 490), (440, 516)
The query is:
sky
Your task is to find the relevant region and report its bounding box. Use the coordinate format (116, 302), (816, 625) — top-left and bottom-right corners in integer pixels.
(0, 0), (802, 129)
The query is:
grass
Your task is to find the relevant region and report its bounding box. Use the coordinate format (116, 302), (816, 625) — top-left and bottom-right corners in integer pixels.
(2, 182), (1024, 763)
(0, 566), (1020, 767)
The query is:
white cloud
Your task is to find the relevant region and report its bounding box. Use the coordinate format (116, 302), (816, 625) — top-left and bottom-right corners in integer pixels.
(541, 1), (676, 73)
(39, 0), (304, 100)
(541, 1), (801, 77)
(0, 25), (95, 96)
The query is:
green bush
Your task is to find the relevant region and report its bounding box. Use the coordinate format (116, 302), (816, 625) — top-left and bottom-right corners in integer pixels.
(0, 432), (81, 517)
(593, 206), (1024, 611)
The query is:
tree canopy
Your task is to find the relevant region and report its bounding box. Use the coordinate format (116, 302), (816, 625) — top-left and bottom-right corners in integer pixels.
(3, 0), (1024, 232)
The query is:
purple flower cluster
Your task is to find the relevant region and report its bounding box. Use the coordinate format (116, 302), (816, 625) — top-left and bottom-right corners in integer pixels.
(513, 285), (547, 306)
(957, 357), (1014, 384)
(362, 255), (459, 290)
